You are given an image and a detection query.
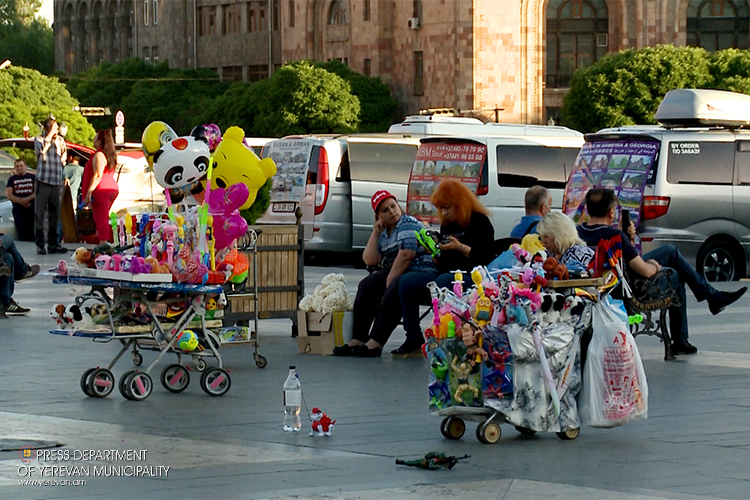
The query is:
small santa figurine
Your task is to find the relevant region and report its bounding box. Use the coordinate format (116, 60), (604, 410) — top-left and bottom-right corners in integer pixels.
(310, 408), (336, 437)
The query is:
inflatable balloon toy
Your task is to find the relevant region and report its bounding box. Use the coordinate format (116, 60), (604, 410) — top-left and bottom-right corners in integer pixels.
(177, 330), (199, 351)
(152, 136), (211, 190)
(141, 121), (178, 169)
(209, 126), (277, 210)
(191, 123), (222, 152)
(208, 183), (250, 250)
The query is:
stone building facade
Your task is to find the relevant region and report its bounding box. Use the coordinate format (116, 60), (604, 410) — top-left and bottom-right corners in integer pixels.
(54, 0), (750, 125)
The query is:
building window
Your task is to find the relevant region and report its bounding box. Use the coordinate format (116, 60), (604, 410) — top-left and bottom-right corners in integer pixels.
(248, 64), (269, 82)
(413, 51), (424, 95)
(223, 3), (242, 34)
(153, 0), (158, 24)
(546, 0), (608, 89)
(412, 0), (422, 18)
(687, 0), (750, 51)
(198, 6), (217, 36)
(328, 0), (348, 24)
(273, 0), (280, 30)
(144, 0), (149, 25)
(363, 58), (371, 77)
(289, 0), (295, 26)
(143, 46), (150, 64)
(152, 46), (159, 64)
(248, 1), (267, 32)
(364, 0), (371, 21)
(222, 66), (243, 81)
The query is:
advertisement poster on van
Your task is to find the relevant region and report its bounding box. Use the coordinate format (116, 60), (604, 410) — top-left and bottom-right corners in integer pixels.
(563, 140), (659, 234)
(406, 142), (486, 226)
(266, 140), (311, 205)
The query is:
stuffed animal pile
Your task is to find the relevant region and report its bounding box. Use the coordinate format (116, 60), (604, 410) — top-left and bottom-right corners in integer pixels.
(298, 273), (355, 314)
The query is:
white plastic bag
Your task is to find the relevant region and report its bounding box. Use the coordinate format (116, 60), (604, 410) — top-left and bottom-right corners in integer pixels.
(579, 299), (648, 428)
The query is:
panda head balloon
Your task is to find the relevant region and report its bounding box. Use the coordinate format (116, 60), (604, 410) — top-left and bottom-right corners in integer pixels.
(151, 136), (211, 190)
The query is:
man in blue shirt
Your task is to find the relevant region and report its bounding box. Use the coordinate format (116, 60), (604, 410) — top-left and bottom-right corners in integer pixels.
(510, 185), (552, 238)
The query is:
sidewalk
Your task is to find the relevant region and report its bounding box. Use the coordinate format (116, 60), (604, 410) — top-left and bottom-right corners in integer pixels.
(1, 240), (749, 499)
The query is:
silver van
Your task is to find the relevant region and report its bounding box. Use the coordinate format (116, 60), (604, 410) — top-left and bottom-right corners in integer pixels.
(407, 128), (584, 237)
(583, 89), (750, 282)
(258, 134), (421, 254)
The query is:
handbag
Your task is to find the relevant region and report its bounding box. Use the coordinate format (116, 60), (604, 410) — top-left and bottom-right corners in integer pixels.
(76, 206), (97, 235)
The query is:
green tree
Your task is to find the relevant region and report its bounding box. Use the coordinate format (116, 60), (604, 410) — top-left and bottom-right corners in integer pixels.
(0, 0), (53, 74)
(0, 65), (95, 164)
(562, 45), (713, 133)
(251, 61), (360, 136)
(317, 59), (397, 132)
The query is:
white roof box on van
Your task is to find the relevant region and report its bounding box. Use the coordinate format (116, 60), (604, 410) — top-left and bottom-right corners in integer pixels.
(655, 89), (750, 128)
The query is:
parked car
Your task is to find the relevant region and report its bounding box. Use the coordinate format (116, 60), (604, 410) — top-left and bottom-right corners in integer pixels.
(258, 134), (422, 255)
(582, 88), (750, 282)
(0, 137), (164, 215)
(406, 127), (584, 238)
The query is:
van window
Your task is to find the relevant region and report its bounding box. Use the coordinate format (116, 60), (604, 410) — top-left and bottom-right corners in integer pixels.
(737, 141), (750, 185)
(667, 141), (734, 184)
(495, 145), (575, 189)
(348, 142), (418, 183)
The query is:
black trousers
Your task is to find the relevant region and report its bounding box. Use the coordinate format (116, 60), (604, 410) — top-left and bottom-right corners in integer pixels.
(34, 181), (64, 249)
(352, 268), (403, 347)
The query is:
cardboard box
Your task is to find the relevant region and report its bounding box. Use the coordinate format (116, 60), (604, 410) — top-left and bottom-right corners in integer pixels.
(296, 310), (352, 355)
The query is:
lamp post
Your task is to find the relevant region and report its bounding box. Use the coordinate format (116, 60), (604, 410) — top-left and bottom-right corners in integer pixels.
(0, 60), (11, 70)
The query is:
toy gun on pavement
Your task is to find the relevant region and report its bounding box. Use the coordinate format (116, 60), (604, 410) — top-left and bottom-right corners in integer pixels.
(415, 228), (441, 258)
(396, 452), (471, 470)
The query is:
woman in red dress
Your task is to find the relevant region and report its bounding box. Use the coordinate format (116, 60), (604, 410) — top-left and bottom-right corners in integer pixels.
(82, 130), (119, 243)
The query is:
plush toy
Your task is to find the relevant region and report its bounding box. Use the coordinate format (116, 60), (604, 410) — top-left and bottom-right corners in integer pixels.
(540, 292), (566, 324)
(50, 304), (70, 328)
(207, 126), (277, 209)
(55, 259), (68, 276)
(543, 256), (569, 281)
(73, 247), (96, 268)
(94, 254), (111, 270)
(521, 233), (546, 255)
(309, 408), (336, 437)
(144, 256), (170, 275)
(120, 255), (152, 274)
(64, 304), (95, 331)
(561, 295), (585, 322)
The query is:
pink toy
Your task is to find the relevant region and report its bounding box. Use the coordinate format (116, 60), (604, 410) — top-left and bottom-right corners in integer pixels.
(212, 212), (248, 250)
(208, 183), (249, 215)
(109, 254), (123, 272)
(511, 243), (530, 265)
(162, 222), (179, 267)
(94, 254), (111, 270)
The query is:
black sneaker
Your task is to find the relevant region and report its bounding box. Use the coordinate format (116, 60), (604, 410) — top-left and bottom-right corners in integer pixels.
(49, 245), (70, 254)
(5, 300), (30, 315)
(0, 261), (10, 277)
(672, 341), (698, 355)
(708, 287), (748, 315)
(36, 246), (47, 255)
(0, 304), (6, 319)
(16, 264), (40, 282)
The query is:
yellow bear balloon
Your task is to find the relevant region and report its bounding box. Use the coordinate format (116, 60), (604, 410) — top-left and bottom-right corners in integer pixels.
(208, 126), (277, 210)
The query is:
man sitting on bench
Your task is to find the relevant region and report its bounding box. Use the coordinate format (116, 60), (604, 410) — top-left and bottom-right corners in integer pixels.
(510, 185), (552, 238)
(577, 188), (746, 356)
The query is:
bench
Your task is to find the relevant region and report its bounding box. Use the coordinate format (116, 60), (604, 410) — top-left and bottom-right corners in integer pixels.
(624, 268), (681, 361)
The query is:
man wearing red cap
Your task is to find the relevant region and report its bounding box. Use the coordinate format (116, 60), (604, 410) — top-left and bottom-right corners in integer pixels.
(333, 190), (436, 357)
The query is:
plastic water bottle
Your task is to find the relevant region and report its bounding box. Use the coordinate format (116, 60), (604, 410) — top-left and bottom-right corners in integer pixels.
(283, 366), (302, 432)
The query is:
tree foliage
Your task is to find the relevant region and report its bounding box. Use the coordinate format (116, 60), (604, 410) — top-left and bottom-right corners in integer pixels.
(562, 45), (713, 133)
(67, 59), (227, 141)
(0, 0), (52, 74)
(316, 59), (397, 132)
(0, 65), (95, 164)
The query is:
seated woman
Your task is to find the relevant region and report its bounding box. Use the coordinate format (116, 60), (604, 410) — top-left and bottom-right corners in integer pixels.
(537, 212), (594, 271)
(396, 179), (495, 358)
(333, 190), (436, 358)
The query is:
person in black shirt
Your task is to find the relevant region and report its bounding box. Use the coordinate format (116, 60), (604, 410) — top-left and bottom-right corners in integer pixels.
(395, 179), (495, 358)
(578, 188), (746, 355)
(6, 159), (36, 242)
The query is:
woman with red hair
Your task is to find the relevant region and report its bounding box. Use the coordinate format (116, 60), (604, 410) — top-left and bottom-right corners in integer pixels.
(393, 178), (495, 358)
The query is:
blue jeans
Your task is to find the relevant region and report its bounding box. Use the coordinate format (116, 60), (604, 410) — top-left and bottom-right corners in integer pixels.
(0, 233), (28, 306)
(641, 244), (718, 344)
(399, 271), (465, 343)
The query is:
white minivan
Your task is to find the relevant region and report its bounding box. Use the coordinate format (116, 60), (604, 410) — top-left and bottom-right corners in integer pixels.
(406, 127), (585, 237)
(258, 134), (422, 254)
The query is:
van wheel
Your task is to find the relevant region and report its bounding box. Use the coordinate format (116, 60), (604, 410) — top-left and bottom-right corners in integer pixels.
(697, 240), (744, 282)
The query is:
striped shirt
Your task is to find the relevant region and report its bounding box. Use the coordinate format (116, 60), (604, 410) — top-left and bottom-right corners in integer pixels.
(378, 214), (436, 273)
(34, 134), (67, 186)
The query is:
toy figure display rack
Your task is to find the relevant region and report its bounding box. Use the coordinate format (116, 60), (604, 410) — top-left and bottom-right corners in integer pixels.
(50, 276), (233, 401)
(426, 271), (602, 444)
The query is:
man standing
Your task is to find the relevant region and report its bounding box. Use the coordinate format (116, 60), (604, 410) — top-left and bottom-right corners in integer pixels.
(510, 185), (552, 238)
(33, 116), (69, 255)
(5, 159), (36, 241)
(577, 188), (746, 355)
